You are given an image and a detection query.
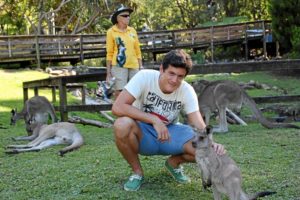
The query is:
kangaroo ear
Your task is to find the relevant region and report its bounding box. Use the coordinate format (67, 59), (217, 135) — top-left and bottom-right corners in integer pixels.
(206, 125), (213, 135)
(199, 79), (210, 85)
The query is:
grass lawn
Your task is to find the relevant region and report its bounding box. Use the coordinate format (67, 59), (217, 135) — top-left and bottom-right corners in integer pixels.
(0, 69), (299, 200)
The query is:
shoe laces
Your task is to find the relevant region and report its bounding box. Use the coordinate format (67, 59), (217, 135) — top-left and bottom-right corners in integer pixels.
(173, 166), (184, 174)
(129, 174), (143, 181)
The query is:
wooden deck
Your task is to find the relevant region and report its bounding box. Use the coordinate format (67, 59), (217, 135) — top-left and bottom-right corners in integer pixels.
(0, 20), (271, 65)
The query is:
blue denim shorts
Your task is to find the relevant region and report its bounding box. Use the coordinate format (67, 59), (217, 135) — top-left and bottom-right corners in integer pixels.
(137, 122), (195, 156)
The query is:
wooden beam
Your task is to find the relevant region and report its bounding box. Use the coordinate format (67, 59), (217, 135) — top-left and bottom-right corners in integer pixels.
(190, 59), (300, 74)
(253, 95), (300, 104)
(54, 104), (112, 112)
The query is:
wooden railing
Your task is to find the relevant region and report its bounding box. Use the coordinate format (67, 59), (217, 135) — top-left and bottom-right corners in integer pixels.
(0, 20), (271, 64)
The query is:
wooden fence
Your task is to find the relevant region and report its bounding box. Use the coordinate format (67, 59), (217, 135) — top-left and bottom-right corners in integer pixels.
(0, 20), (272, 66)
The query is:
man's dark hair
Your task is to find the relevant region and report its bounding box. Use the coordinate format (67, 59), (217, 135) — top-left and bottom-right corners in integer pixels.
(162, 49), (193, 75)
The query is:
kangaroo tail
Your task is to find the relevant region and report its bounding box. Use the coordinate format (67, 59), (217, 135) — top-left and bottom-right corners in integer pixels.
(58, 133), (84, 156)
(249, 191), (276, 200)
(243, 92), (300, 129)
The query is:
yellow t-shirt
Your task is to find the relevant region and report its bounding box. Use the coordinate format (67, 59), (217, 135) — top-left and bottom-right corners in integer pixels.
(106, 25), (142, 69)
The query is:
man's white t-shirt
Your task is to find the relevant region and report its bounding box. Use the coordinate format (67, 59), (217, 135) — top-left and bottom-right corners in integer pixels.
(124, 69), (199, 124)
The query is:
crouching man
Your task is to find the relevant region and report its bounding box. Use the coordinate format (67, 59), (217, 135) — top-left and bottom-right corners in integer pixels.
(112, 49), (225, 191)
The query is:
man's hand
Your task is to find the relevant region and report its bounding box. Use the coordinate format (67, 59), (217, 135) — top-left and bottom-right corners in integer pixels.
(152, 119), (170, 142)
(212, 142), (226, 155)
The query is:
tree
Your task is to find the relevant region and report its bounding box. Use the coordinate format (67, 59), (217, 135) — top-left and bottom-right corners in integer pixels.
(0, 0), (272, 35)
(220, 0), (270, 21)
(130, 0), (212, 30)
(0, 0), (132, 35)
(269, 0), (300, 54)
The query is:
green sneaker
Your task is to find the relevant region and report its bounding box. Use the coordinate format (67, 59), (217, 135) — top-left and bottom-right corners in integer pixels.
(124, 174), (144, 191)
(165, 160), (191, 184)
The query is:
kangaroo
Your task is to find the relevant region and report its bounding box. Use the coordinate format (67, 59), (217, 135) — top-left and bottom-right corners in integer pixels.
(5, 121), (84, 156)
(192, 80), (300, 133)
(10, 96), (58, 126)
(192, 126), (276, 200)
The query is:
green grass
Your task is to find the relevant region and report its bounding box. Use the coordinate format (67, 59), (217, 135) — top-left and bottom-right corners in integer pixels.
(0, 69), (299, 200)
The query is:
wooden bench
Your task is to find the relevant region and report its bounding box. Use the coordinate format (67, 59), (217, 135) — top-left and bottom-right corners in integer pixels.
(23, 71), (112, 121)
(50, 83), (86, 104)
(29, 83), (86, 104)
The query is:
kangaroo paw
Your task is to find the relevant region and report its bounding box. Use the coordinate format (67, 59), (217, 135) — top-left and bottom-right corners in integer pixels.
(5, 149), (19, 154)
(58, 150), (65, 157)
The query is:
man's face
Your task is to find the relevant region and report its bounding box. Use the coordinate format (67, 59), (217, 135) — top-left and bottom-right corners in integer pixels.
(159, 65), (187, 94)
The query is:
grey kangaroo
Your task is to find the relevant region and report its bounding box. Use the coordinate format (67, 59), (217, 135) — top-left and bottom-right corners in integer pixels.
(11, 96), (58, 125)
(192, 80), (300, 133)
(6, 121), (84, 156)
(11, 96), (58, 136)
(192, 126), (276, 200)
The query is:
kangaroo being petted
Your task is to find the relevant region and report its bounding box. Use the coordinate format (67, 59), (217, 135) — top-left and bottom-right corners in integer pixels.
(192, 126), (276, 200)
(192, 80), (300, 133)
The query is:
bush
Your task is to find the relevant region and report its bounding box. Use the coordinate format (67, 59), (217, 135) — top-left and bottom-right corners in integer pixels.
(289, 26), (300, 58)
(191, 51), (205, 64)
(214, 45), (244, 62)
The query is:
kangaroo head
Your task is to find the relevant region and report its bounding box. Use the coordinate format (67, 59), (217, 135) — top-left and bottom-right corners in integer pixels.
(191, 80), (210, 95)
(25, 116), (40, 134)
(192, 125), (213, 149)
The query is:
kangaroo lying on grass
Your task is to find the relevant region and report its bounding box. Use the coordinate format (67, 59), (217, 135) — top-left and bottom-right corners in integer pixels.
(10, 95), (58, 127)
(6, 121), (84, 156)
(192, 126), (276, 200)
(192, 80), (300, 133)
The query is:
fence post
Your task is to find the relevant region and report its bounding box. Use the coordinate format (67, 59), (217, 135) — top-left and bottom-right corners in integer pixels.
(171, 31), (176, 46)
(210, 26), (214, 63)
(8, 38), (12, 57)
(245, 24), (249, 61)
(35, 35), (41, 69)
(276, 41), (280, 58)
(80, 35), (84, 65)
(262, 21), (267, 58)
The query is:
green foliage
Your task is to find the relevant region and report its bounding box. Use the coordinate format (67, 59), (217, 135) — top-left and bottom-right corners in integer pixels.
(201, 16), (249, 27)
(191, 51), (205, 64)
(213, 45), (244, 62)
(289, 26), (300, 58)
(236, 0), (270, 21)
(269, 0), (300, 53)
(0, 0), (272, 35)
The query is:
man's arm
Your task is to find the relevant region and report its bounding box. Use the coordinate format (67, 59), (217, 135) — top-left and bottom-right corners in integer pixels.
(112, 90), (170, 141)
(112, 90), (157, 123)
(187, 111), (206, 130)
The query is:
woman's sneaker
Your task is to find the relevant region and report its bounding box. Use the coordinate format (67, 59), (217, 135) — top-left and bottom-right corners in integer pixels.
(124, 174), (144, 191)
(165, 160), (191, 184)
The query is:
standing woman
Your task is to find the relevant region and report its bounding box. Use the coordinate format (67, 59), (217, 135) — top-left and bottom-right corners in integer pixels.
(106, 4), (143, 99)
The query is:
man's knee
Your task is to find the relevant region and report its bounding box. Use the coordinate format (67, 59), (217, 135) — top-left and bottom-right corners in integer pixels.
(113, 117), (135, 139)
